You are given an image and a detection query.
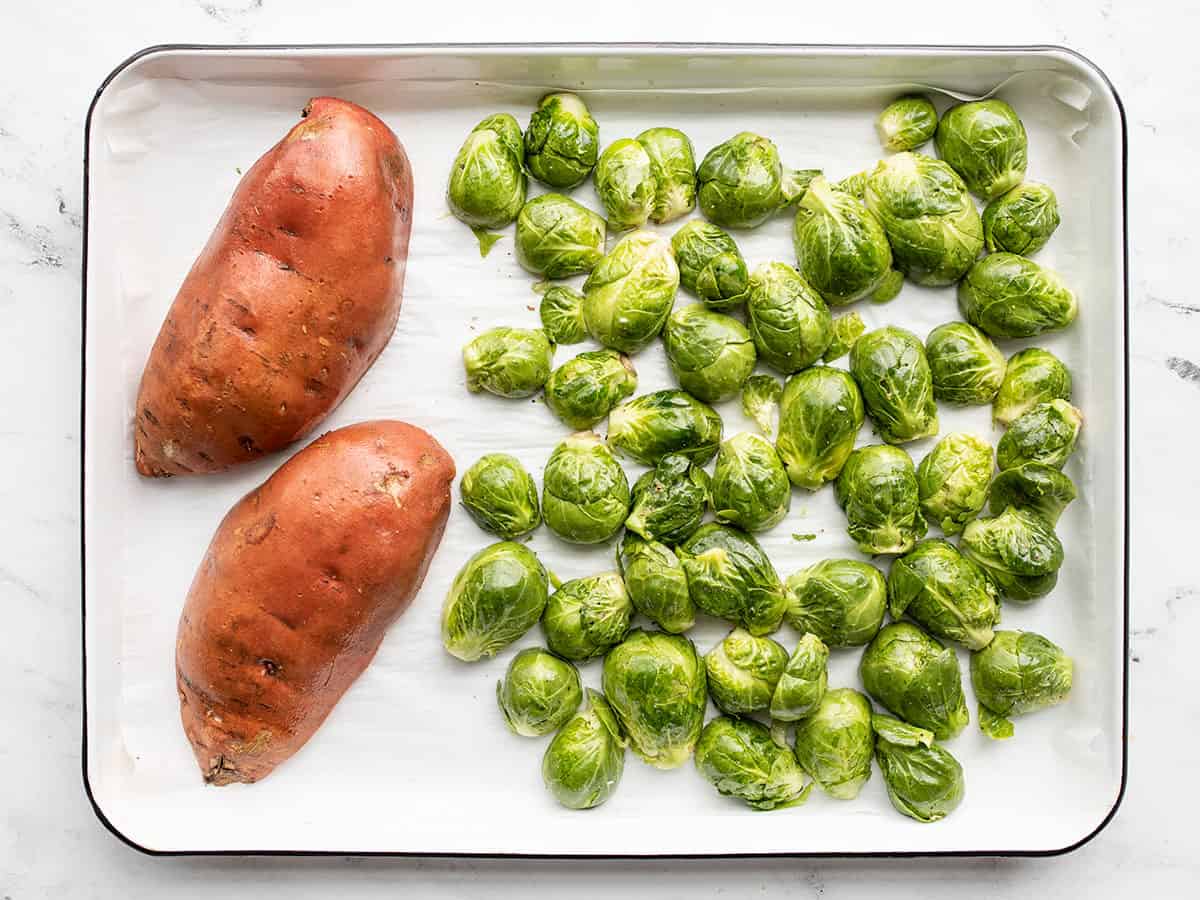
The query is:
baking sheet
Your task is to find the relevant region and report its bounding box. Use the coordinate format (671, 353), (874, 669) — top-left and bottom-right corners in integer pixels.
(82, 45), (1126, 856)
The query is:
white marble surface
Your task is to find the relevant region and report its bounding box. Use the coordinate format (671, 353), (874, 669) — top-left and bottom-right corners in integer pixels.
(1, 0), (1196, 895)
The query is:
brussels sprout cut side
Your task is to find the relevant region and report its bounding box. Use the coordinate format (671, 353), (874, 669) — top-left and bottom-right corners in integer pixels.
(873, 714), (965, 823)
(516, 193), (607, 279)
(888, 539), (1001, 650)
(695, 717), (813, 811)
(542, 432), (630, 544)
(850, 326), (939, 445)
(583, 231), (680, 354)
(860, 622), (969, 741)
(793, 176), (895, 306)
(925, 322), (1006, 406)
(447, 113), (527, 253)
(959, 253), (1078, 339)
(524, 92), (600, 189)
(663, 305), (757, 403)
(608, 390), (723, 466)
(786, 558), (887, 647)
(960, 506), (1064, 602)
(915, 432), (994, 535)
(983, 182), (1061, 255)
(993, 347), (1073, 426)
(770, 633), (829, 722)
(544, 349), (637, 430)
(460, 453), (541, 539)
(617, 533), (696, 634)
(935, 98), (1028, 200)
(836, 445), (928, 556)
(497, 648), (582, 737)
(745, 262), (833, 374)
(462, 326), (554, 399)
(671, 220), (751, 310)
(970, 630), (1074, 739)
(625, 453), (710, 545)
(793, 688), (875, 800)
(776, 367), (865, 491)
(542, 689), (626, 809)
(678, 524), (788, 636)
(710, 432), (792, 533)
(705, 627), (789, 715)
(876, 95), (938, 152)
(542, 572), (633, 661)
(442, 542), (550, 662)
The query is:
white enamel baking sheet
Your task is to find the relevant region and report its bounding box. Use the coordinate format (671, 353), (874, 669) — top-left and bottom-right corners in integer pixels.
(82, 45), (1126, 856)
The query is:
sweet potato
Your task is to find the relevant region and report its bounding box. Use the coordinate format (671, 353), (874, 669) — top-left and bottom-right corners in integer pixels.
(134, 97), (413, 477)
(175, 420), (454, 785)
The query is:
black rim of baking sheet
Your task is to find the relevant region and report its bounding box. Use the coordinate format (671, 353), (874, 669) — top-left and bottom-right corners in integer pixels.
(79, 41), (1130, 860)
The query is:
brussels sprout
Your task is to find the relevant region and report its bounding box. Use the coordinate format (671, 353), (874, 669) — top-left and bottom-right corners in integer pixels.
(637, 127), (697, 224)
(602, 629), (707, 769)
(539, 285), (588, 345)
(617, 532), (695, 634)
(705, 627), (789, 714)
(859, 622), (969, 740)
(935, 99), (1028, 200)
(850, 326), (939, 444)
(447, 113), (526, 238)
(836, 445), (928, 556)
(996, 400), (1083, 471)
(442, 542), (549, 662)
(696, 132), (812, 228)
(515, 194), (607, 279)
(785, 559), (887, 647)
(775, 367), (865, 490)
(958, 253), (1078, 339)
(662, 305), (757, 403)
(793, 688), (874, 800)
(745, 262), (833, 374)
(524, 92), (600, 189)
(542, 572), (633, 660)
(970, 630), (1074, 739)
(877, 95), (939, 152)
(496, 648), (582, 737)
(695, 716), (813, 810)
(888, 539), (1001, 650)
(960, 507), (1065, 602)
(542, 689), (626, 809)
(742, 374), (783, 441)
(871, 269), (905, 304)
(678, 523), (787, 635)
(625, 453), (709, 545)
(793, 176), (895, 306)
(670, 220), (750, 310)
(542, 432), (630, 544)
(582, 230), (680, 353)
(864, 153), (983, 286)
(925, 322), (1006, 405)
(544, 349), (638, 430)
(710, 432), (792, 532)
(594, 138), (655, 230)
(993, 347), (1072, 426)
(835, 171), (868, 198)
(460, 453), (541, 539)
(769, 633), (830, 722)
(822, 312), (865, 363)
(873, 714), (965, 822)
(915, 432), (994, 535)
(988, 463), (1077, 525)
(983, 182), (1061, 255)
(463, 326), (554, 399)
(607, 389), (723, 466)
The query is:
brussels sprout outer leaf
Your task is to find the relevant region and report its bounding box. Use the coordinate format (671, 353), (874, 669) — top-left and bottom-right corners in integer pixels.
(870, 713), (934, 748)
(978, 705), (1015, 740)
(741, 374), (783, 440)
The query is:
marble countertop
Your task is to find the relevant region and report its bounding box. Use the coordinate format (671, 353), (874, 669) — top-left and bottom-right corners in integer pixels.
(3, 0), (1196, 895)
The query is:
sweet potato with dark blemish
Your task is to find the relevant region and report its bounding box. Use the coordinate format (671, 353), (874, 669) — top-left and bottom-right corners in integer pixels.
(175, 420), (454, 785)
(134, 97), (413, 476)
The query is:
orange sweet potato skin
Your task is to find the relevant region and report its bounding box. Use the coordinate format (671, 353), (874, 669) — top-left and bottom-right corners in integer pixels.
(134, 97), (413, 477)
(175, 420), (454, 785)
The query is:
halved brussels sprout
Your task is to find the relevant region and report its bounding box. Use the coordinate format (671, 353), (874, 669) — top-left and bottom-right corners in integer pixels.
(625, 453), (709, 545)
(542, 432), (630, 544)
(860, 622), (969, 740)
(996, 399), (1083, 471)
(864, 152), (983, 286)
(602, 629), (707, 769)
(524, 92), (600, 189)
(745, 261), (833, 374)
(793, 175), (895, 306)
(637, 127), (697, 224)
(916, 432), (994, 535)
(705, 627), (789, 715)
(888, 539), (1001, 650)
(970, 630), (1074, 739)
(925, 322), (1006, 405)
(442, 542), (549, 662)
(447, 113), (527, 233)
(959, 253), (1078, 339)
(662, 304), (757, 403)
(544, 349), (638, 430)
(770, 633), (830, 722)
(873, 714), (965, 822)
(678, 523), (787, 636)
(983, 182), (1061, 255)
(742, 374), (783, 441)
(582, 230), (680, 353)
(463, 326), (554, 399)
(960, 507), (1065, 602)
(823, 312), (866, 363)
(695, 716), (813, 811)
(539, 285), (588, 345)
(935, 99), (1028, 200)
(696, 132), (812, 228)
(850, 326), (939, 444)
(497, 648), (583, 737)
(785, 559), (887, 647)
(987, 463), (1077, 525)
(876, 95), (938, 152)
(594, 138), (655, 230)
(516, 194), (606, 278)
(542, 689), (626, 809)
(607, 389), (723, 466)
(617, 532), (695, 634)
(793, 687), (874, 800)
(460, 453), (541, 539)
(542, 572), (633, 660)
(710, 432), (792, 533)
(776, 367), (865, 490)
(670, 220), (750, 309)
(993, 347), (1073, 426)
(836, 444), (928, 556)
